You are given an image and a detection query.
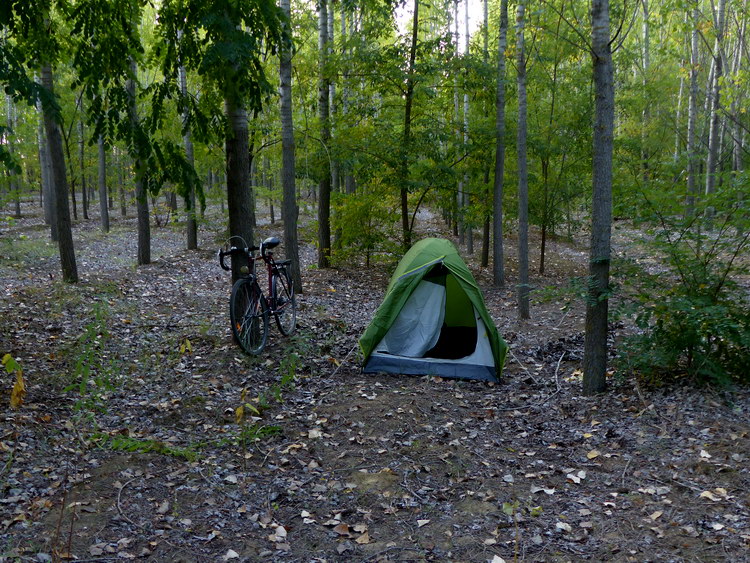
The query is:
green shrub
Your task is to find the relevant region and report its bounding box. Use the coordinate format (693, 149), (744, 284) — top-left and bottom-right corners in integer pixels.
(618, 192), (750, 387)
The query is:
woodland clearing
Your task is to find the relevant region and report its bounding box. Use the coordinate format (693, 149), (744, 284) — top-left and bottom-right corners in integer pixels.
(1, 203), (749, 562)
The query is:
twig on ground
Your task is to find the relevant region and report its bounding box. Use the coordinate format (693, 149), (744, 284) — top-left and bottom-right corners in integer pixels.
(508, 347), (538, 383)
(331, 344), (358, 378)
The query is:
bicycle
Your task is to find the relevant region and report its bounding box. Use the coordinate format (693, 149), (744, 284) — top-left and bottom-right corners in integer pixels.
(218, 236), (297, 355)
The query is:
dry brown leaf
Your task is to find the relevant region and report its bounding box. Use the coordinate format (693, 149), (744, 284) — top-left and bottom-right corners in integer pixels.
(355, 532), (371, 544)
(333, 523), (351, 536)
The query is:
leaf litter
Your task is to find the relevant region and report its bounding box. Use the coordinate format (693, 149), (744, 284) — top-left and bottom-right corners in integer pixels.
(0, 205), (749, 561)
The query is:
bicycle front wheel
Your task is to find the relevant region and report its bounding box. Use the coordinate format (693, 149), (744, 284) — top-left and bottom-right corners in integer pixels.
(272, 268), (297, 336)
(230, 278), (269, 355)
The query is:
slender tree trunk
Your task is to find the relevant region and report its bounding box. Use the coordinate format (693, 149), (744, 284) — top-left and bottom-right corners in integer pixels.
(328, 0), (340, 195)
(493, 0), (509, 287)
(582, 0), (615, 395)
(318, 0), (332, 267)
(685, 2), (699, 216)
(454, 0), (464, 246)
(41, 63), (78, 282)
(464, 0), (473, 255)
(516, 2), (530, 319)
(280, 0), (302, 293)
(400, 0), (420, 251)
(225, 98), (254, 282)
(481, 0), (490, 267)
(640, 0), (650, 183)
(178, 53), (198, 250)
(127, 59), (150, 265)
(729, 1), (746, 175)
(98, 135), (110, 232)
(6, 95), (21, 219)
(705, 0), (726, 211)
(341, 8), (356, 195)
(79, 119), (89, 220)
(37, 93), (56, 234)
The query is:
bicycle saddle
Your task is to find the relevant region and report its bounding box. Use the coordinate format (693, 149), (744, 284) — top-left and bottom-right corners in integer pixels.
(262, 237), (281, 250)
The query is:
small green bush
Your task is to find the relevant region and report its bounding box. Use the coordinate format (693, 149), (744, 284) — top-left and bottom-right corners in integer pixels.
(618, 191), (750, 387)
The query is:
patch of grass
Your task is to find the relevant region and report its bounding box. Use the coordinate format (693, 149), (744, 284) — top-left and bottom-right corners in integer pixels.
(93, 434), (201, 462)
(0, 235), (56, 267)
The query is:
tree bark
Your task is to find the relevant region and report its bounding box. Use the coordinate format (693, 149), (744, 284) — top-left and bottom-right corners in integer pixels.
(318, 0), (332, 267)
(79, 119), (89, 220)
(127, 59), (150, 265)
(400, 0), (420, 251)
(464, 0), (473, 255)
(178, 53), (198, 250)
(481, 0), (490, 267)
(280, 0), (302, 293)
(685, 1), (699, 216)
(582, 0), (615, 395)
(516, 1), (530, 320)
(41, 63), (78, 283)
(98, 135), (109, 232)
(704, 0), (726, 211)
(37, 93), (55, 235)
(493, 0), (509, 287)
(225, 98), (254, 283)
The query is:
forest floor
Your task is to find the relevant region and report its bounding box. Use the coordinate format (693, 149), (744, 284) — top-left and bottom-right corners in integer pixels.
(1, 201), (749, 563)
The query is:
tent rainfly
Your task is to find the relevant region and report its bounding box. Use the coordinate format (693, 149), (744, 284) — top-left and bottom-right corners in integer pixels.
(359, 238), (507, 382)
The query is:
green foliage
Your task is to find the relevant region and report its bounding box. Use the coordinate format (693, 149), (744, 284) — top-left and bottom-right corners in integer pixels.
(617, 193), (750, 387)
(93, 433), (200, 461)
(330, 190), (400, 266)
(63, 303), (119, 415)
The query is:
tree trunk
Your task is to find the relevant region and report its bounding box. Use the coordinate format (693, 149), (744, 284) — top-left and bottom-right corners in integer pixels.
(400, 0), (420, 251)
(685, 2), (699, 216)
(225, 97), (254, 282)
(37, 93), (55, 234)
(41, 63), (78, 283)
(280, 0), (302, 293)
(480, 0), (490, 267)
(464, 0), (473, 255)
(516, 1), (530, 320)
(454, 0), (464, 247)
(640, 0), (650, 183)
(127, 59), (151, 265)
(79, 119), (89, 220)
(493, 0), (509, 287)
(704, 0), (726, 213)
(178, 55), (198, 250)
(6, 95), (21, 219)
(318, 0), (332, 267)
(98, 135), (109, 232)
(582, 0), (615, 395)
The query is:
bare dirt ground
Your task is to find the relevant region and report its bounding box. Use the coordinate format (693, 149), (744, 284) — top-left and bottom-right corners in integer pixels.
(1, 200), (749, 562)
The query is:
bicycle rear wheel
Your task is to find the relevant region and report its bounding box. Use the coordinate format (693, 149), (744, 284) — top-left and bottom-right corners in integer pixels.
(271, 268), (297, 336)
(230, 278), (269, 355)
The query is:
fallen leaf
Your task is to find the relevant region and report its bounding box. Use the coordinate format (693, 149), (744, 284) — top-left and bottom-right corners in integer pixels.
(156, 501), (170, 515)
(333, 523), (351, 536)
(417, 519), (430, 527)
(355, 532), (371, 544)
(222, 549), (239, 560)
(649, 511), (663, 521)
(556, 521), (572, 533)
(586, 450), (601, 460)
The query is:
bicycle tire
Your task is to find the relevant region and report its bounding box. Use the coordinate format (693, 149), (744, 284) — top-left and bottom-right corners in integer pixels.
(230, 278), (269, 355)
(271, 268), (297, 336)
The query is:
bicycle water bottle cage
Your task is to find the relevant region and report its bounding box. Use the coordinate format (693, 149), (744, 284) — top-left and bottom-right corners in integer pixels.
(262, 237), (281, 251)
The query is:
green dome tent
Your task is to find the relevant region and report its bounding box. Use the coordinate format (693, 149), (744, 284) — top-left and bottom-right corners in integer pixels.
(359, 238), (507, 382)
